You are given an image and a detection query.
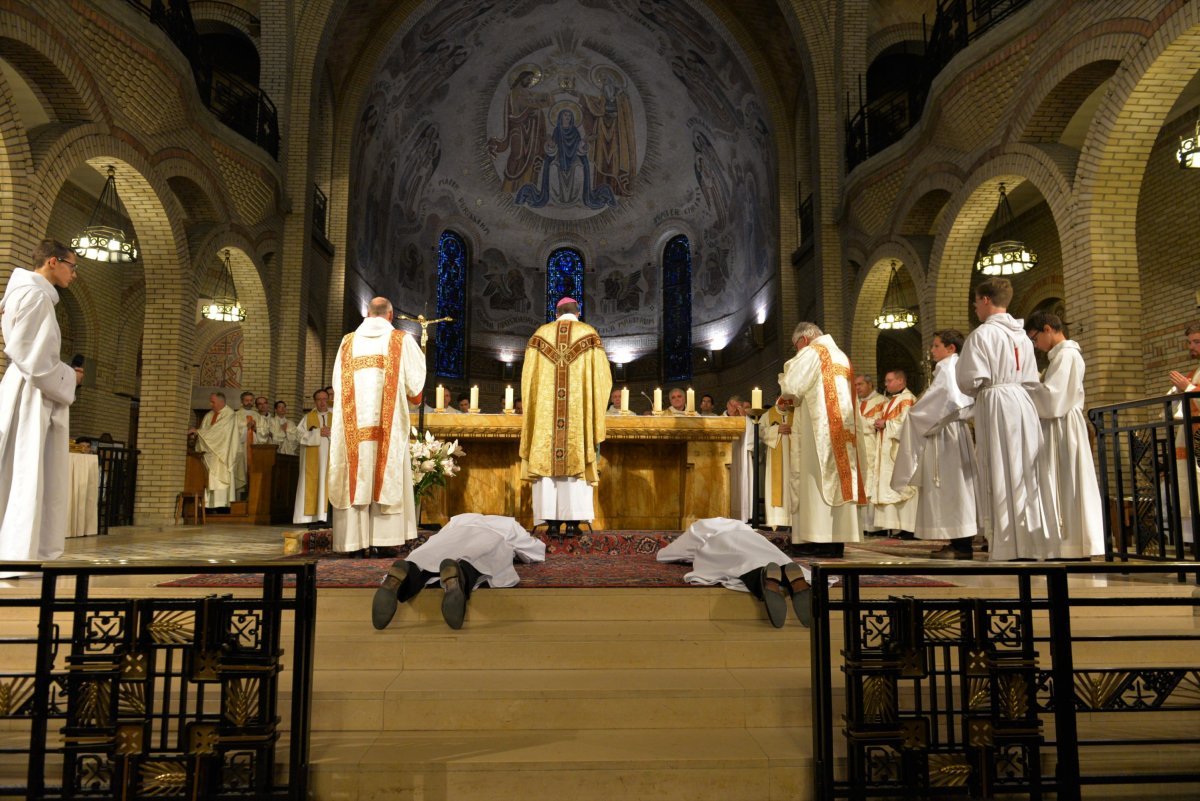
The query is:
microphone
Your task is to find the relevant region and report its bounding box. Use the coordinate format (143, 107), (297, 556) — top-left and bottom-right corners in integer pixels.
(70, 354), (84, 369)
(640, 391), (653, 406)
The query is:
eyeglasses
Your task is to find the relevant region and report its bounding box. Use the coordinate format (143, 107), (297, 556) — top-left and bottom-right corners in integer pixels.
(56, 257), (78, 273)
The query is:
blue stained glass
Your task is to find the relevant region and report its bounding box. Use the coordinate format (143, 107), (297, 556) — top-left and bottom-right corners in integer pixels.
(435, 231), (468, 379)
(662, 235), (692, 382)
(546, 247), (585, 322)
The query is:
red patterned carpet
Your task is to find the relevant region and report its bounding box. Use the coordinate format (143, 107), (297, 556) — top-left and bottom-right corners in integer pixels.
(160, 530), (956, 589)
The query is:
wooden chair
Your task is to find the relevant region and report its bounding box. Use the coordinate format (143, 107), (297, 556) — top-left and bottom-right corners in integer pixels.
(175, 452), (208, 525)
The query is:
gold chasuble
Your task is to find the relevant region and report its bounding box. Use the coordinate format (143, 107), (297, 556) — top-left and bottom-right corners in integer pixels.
(519, 318), (613, 484)
(301, 408), (327, 516)
(763, 405), (791, 507)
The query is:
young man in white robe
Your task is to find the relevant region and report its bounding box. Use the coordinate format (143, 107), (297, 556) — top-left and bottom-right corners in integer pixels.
(267, 400), (299, 456)
(1167, 322), (1200, 545)
(657, 517), (811, 628)
(855, 375), (886, 532)
(189, 392), (242, 509)
(758, 397), (794, 529)
(778, 322), (865, 557)
(328, 297), (426, 554)
(0, 241), (84, 578)
(1026, 312), (1104, 559)
(293, 388), (333, 526)
(867, 370), (918, 536)
(892, 329), (979, 559)
(372, 513), (546, 630)
(956, 278), (1060, 561)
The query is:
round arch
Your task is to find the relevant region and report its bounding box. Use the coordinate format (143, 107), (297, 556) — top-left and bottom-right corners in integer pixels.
(850, 245), (926, 381)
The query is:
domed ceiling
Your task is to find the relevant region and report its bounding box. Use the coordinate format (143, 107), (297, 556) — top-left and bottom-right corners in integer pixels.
(350, 0), (778, 362)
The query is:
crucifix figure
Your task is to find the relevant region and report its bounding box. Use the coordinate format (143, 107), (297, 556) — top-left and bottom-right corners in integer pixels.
(397, 313), (453, 349)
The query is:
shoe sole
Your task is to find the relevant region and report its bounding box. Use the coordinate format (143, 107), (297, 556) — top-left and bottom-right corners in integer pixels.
(440, 559), (467, 630)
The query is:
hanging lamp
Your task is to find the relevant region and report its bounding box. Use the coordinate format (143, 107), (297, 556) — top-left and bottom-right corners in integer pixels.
(975, 182), (1037, 276)
(71, 166), (141, 264)
(1178, 117), (1200, 169)
(873, 260), (918, 330)
(201, 250), (246, 322)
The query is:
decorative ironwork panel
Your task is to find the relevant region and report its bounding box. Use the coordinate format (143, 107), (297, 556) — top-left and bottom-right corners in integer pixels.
(545, 247), (584, 322)
(435, 230), (468, 379)
(662, 235), (692, 382)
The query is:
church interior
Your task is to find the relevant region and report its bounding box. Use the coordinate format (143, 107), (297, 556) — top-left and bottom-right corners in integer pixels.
(2, 0), (1200, 799)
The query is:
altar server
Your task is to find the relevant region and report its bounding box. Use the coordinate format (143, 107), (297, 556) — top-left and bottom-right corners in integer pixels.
(758, 397), (794, 529)
(191, 392), (242, 509)
(867, 370), (917, 535)
(293, 388), (333, 525)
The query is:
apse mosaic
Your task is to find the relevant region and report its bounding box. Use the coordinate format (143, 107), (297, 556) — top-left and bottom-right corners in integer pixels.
(351, 0), (777, 355)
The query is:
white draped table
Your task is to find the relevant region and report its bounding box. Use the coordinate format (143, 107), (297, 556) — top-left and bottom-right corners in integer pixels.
(67, 452), (99, 537)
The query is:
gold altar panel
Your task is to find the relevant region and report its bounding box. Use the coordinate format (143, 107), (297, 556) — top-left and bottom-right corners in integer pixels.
(595, 444), (684, 530)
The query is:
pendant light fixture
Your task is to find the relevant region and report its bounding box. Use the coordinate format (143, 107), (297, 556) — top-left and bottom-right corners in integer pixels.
(874, 260), (918, 330)
(201, 249), (246, 322)
(975, 182), (1037, 276)
(71, 166), (141, 264)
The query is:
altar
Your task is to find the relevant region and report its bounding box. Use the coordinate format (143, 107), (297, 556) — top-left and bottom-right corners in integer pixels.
(416, 414), (745, 530)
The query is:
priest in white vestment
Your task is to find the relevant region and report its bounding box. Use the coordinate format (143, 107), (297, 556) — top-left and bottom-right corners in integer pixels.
(234, 391), (261, 496)
(1026, 312), (1104, 559)
(328, 298), (426, 553)
(372, 514), (545, 629)
(293, 388), (333, 525)
(867, 370), (917, 534)
(956, 278), (1060, 561)
(892, 330), (978, 558)
(657, 518), (811, 628)
(190, 392), (243, 509)
(252, 396), (274, 445)
(1167, 322), (1200, 545)
(778, 322), (865, 555)
(0, 242), (84, 577)
(268, 401), (299, 456)
(758, 398), (794, 528)
(855, 376), (886, 531)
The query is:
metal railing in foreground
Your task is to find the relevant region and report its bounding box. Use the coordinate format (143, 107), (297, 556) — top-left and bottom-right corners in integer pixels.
(810, 561), (1200, 801)
(0, 560), (316, 800)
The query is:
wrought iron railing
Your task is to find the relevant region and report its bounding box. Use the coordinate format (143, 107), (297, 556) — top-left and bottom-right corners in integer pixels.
(846, 0), (1035, 171)
(0, 560), (316, 799)
(1089, 391), (1200, 563)
(96, 446), (139, 535)
(121, 0), (279, 158)
(312, 185), (328, 239)
(810, 562), (1200, 800)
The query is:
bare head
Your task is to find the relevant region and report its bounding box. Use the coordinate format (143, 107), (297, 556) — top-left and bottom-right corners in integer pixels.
(1024, 312), (1064, 354)
(33, 239), (78, 289)
(274, 400), (287, 416)
(367, 296), (393, 321)
(668, 387), (686, 410)
(255, 396), (269, 415)
(313, 389), (329, 411)
(791, 322), (823, 351)
(725, 395), (743, 415)
(700, 393), (715, 413)
(240, 391), (255, 409)
(1186, 322), (1200, 360)
(884, 369), (907, 394)
(854, 375), (874, 399)
(609, 388), (622, 407)
(210, 392), (226, 411)
(930, 329), (964, 363)
(973, 278), (1013, 322)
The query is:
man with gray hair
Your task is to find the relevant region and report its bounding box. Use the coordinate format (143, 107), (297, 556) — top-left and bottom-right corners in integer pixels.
(777, 322), (865, 556)
(189, 392), (242, 509)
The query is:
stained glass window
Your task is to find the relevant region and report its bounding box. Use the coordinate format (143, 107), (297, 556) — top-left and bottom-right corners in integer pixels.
(662, 235), (693, 382)
(546, 247), (585, 322)
(435, 230), (468, 379)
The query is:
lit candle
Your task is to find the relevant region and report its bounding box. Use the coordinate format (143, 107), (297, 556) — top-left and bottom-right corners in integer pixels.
(504, 386), (514, 411)
(686, 388), (695, 413)
(653, 388), (662, 413)
(752, 387), (763, 409)
(470, 385), (479, 411)
(435, 384), (445, 411)
(620, 387), (630, 412)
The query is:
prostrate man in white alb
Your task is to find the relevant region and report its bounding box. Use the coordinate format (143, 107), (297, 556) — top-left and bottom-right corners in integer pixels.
(657, 518), (811, 628)
(294, 389), (333, 526)
(373, 513), (546, 630)
(855, 375), (886, 532)
(778, 322), (865, 557)
(1026, 311), (1104, 560)
(327, 297), (426, 555)
(268, 400), (299, 455)
(1167, 322), (1200, 544)
(866, 369), (917, 537)
(892, 329), (979, 559)
(956, 278), (1060, 561)
(189, 392), (242, 509)
(0, 240), (85, 577)
(758, 397), (794, 529)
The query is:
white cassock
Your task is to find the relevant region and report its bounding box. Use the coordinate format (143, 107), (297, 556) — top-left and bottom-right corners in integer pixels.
(327, 315), (426, 550)
(778, 334), (864, 544)
(657, 517), (811, 590)
(194, 406), (242, 508)
(856, 391), (887, 530)
(408, 513), (546, 588)
(892, 354), (978, 540)
(1168, 364), (1200, 545)
(233, 408), (261, 495)
(758, 406), (792, 528)
(0, 268), (79, 573)
(1029, 340), (1104, 558)
(293, 408), (332, 524)
(268, 415), (299, 456)
(728, 416), (754, 522)
(867, 389), (918, 532)
(957, 313), (1061, 561)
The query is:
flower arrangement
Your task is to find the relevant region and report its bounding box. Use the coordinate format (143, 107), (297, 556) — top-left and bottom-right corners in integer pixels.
(410, 427), (464, 501)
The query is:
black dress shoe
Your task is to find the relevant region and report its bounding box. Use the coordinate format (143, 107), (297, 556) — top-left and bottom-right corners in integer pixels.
(372, 560), (415, 630)
(759, 564), (788, 629)
(544, 521), (562, 538)
(564, 521), (582, 537)
(439, 558), (468, 630)
(780, 562), (812, 628)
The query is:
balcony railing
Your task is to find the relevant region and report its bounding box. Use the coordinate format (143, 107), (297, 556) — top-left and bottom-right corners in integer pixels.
(846, 0), (1035, 171)
(122, 0), (279, 159)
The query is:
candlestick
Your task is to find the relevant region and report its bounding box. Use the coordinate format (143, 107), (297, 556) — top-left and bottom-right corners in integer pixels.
(752, 387), (763, 409)
(653, 388), (662, 413)
(435, 384), (445, 411)
(685, 388), (695, 413)
(470, 385), (479, 412)
(620, 387), (630, 413)
(504, 386), (514, 411)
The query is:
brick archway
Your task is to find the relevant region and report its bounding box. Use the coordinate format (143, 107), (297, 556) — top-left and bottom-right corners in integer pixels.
(31, 131), (195, 524)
